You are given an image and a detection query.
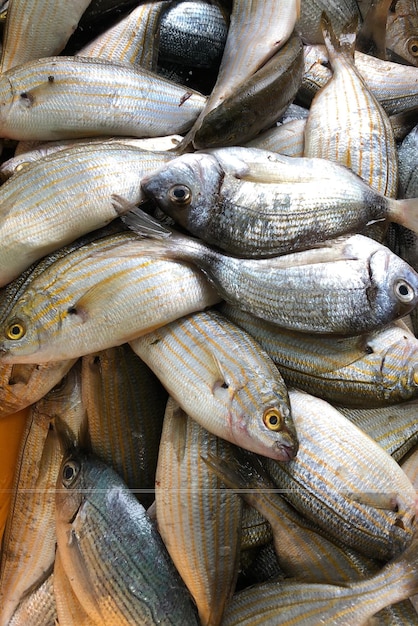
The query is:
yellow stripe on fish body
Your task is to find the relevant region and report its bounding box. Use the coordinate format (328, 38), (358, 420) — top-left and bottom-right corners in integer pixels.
(0, 231), (220, 362)
(130, 309), (298, 462)
(0, 56), (207, 141)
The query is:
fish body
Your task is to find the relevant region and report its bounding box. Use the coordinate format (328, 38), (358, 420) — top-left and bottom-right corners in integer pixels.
(55, 450), (200, 625)
(130, 310), (298, 462)
(299, 0), (361, 43)
(140, 146), (414, 257)
(0, 230), (220, 363)
(0, 56), (206, 141)
(8, 572), (56, 626)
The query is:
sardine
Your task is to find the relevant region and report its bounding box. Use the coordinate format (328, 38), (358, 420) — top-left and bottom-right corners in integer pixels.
(0, 230), (220, 363)
(123, 207), (418, 335)
(130, 309), (298, 462)
(155, 397), (242, 626)
(139, 146), (418, 257)
(0, 56), (207, 141)
(55, 450), (200, 624)
(265, 389), (417, 560)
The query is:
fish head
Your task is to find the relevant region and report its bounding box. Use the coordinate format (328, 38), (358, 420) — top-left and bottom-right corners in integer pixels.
(368, 247), (418, 324)
(140, 152), (224, 233)
(55, 450), (85, 526)
(224, 370), (299, 463)
(372, 323), (418, 401)
(0, 306), (41, 361)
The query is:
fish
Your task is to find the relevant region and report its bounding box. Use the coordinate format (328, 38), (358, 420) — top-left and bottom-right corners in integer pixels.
(0, 0), (92, 72)
(155, 397), (242, 626)
(139, 145), (418, 257)
(81, 344), (167, 508)
(0, 142), (174, 286)
(304, 12), (398, 199)
(0, 229), (220, 363)
(221, 532), (418, 626)
(220, 303), (418, 407)
(122, 205), (418, 335)
(386, 0), (418, 66)
(0, 56), (207, 141)
(8, 570), (56, 626)
(54, 549), (97, 626)
(264, 389), (417, 560)
(129, 309), (298, 462)
(298, 0), (361, 44)
(356, 0), (393, 59)
(55, 449), (200, 624)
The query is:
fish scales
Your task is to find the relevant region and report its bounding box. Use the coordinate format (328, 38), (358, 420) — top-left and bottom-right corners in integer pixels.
(54, 551), (95, 625)
(0, 56), (207, 141)
(8, 571), (56, 626)
(130, 309), (298, 462)
(156, 398), (242, 626)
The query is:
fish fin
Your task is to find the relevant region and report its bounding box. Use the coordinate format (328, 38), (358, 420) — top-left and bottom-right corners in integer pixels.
(203, 449), (273, 493)
(321, 11), (358, 61)
(388, 197), (418, 234)
(54, 414), (79, 455)
(209, 351), (233, 393)
(356, 0), (391, 60)
(116, 196), (172, 240)
(344, 490), (400, 511)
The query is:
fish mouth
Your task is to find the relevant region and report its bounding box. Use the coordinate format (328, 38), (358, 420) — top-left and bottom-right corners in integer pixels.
(275, 441), (298, 462)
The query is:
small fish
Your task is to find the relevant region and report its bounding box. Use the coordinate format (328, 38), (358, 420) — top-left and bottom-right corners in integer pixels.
(122, 205), (418, 335)
(55, 449), (200, 624)
(139, 146), (418, 257)
(130, 309), (298, 462)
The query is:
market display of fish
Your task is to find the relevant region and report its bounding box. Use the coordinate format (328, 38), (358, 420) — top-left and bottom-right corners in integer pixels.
(0, 1), (418, 624)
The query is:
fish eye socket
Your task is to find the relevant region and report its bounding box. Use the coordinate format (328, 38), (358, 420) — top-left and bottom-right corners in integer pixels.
(5, 321), (25, 340)
(61, 460), (80, 487)
(263, 408), (283, 431)
(168, 184), (192, 205)
(408, 39), (418, 57)
(394, 279), (415, 303)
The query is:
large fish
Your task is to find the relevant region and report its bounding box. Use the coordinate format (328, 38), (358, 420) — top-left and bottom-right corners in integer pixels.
(122, 207), (418, 335)
(130, 310), (298, 462)
(0, 56), (206, 141)
(55, 450), (200, 624)
(139, 146), (418, 257)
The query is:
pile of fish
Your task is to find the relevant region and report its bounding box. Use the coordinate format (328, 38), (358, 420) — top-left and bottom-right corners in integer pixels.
(0, 0), (418, 624)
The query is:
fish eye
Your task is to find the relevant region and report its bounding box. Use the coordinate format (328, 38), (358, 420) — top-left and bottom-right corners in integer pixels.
(263, 408), (283, 431)
(394, 279), (415, 303)
(408, 39), (418, 57)
(168, 184), (192, 205)
(5, 321), (25, 340)
(61, 459), (80, 487)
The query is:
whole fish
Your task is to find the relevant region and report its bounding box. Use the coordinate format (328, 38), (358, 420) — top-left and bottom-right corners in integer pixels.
(0, 143), (174, 286)
(0, 56), (207, 141)
(0, 0), (92, 72)
(0, 230), (220, 363)
(221, 533), (418, 626)
(55, 450), (200, 625)
(304, 12), (398, 199)
(265, 390), (417, 560)
(155, 397), (242, 626)
(130, 309), (298, 462)
(220, 303), (418, 407)
(139, 146), (418, 257)
(123, 207), (418, 335)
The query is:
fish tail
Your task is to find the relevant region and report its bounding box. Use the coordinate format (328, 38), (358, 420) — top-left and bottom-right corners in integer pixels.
(388, 197), (418, 235)
(320, 11), (357, 61)
(202, 449), (274, 495)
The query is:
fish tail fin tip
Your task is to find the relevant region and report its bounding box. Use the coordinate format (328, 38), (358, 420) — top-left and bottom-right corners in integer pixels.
(320, 11), (357, 59)
(115, 196), (172, 240)
(389, 198), (418, 235)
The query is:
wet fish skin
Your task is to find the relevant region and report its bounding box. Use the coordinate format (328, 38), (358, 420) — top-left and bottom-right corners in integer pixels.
(54, 549), (99, 626)
(304, 12), (398, 198)
(386, 0), (418, 66)
(8, 570), (56, 626)
(0, 56), (207, 141)
(0, 0), (92, 72)
(156, 397), (242, 626)
(299, 0), (361, 44)
(0, 231), (220, 363)
(55, 450), (200, 625)
(265, 390), (417, 561)
(130, 309), (298, 462)
(220, 303), (418, 408)
(0, 143), (174, 286)
(139, 145), (416, 258)
(123, 208), (418, 335)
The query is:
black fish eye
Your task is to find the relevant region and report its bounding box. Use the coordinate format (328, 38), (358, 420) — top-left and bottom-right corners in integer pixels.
(62, 459), (80, 487)
(394, 279), (415, 303)
(408, 39), (418, 57)
(168, 184), (192, 205)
